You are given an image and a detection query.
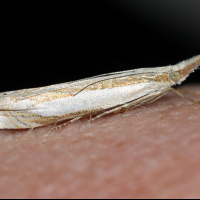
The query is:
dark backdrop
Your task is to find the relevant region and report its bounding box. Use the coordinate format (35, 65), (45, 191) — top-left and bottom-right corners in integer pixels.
(1, 0), (200, 92)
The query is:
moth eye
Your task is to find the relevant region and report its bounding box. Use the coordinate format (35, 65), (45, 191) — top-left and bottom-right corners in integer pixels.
(169, 71), (181, 82)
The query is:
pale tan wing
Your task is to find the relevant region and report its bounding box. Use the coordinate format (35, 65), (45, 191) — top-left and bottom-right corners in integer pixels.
(0, 69), (170, 111)
(0, 79), (170, 129)
(0, 64), (172, 101)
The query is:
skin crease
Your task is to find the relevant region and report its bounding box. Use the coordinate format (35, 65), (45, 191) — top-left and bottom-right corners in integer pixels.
(0, 86), (200, 198)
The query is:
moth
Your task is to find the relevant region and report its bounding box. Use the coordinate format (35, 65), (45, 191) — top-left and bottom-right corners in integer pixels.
(0, 55), (200, 129)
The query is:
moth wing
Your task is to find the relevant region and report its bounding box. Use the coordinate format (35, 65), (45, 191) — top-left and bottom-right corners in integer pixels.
(0, 70), (170, 111)
(0, 67), (160, 100)
(0, 79), (171, 129)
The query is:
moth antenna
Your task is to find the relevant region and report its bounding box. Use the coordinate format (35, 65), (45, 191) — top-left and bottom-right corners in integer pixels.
(74, 72), (155, 96)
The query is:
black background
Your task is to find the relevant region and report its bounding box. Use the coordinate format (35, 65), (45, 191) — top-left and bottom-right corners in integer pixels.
(1, 0), (200, 92)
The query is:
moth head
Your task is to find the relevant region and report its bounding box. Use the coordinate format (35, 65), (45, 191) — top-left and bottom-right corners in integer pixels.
(170, 55), (200, 85)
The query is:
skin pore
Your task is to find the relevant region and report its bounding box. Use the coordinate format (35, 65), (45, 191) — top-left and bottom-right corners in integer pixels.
(0, 85), (200, 198)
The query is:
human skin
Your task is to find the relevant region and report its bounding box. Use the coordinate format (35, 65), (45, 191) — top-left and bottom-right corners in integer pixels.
(0, 85), (200, 198)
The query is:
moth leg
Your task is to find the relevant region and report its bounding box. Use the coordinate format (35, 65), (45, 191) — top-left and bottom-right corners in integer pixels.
(52, 116), (83, 130)
(84, 104), (130, 125)
(142, 91), (168, 105)
(176, 88), (200, 95)
(126, 91), (168, 111)
(84, 98), (152, 125)
(125, 101), (146, 112)
(170, 88), (200, 104)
